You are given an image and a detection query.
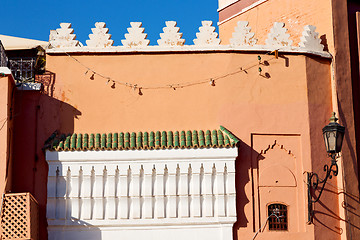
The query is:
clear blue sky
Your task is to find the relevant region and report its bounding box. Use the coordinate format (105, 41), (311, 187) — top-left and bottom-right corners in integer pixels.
(1, 0), (219, 46)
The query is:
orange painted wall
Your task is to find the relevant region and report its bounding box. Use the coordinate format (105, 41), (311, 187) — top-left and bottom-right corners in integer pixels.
(218, 0), (335, 52)
(0, 75), (14, 198)
(10, 51), (339, 239)
(218, 1), (360, 239)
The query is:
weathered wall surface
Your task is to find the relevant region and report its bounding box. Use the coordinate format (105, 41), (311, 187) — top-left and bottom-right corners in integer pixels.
(218, 1), (360, 239)
(0, 75), (13, 199)
(218, 0), (334, 52)
(10, 51), (336, 239)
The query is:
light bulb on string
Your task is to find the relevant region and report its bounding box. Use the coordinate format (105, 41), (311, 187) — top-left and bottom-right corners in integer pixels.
(106, 78), (111, 85)
(90, 72), (95, 80)
(210, 79), (215, 86)
(138, 87), (143, 95)
(111, 81), (116, 89)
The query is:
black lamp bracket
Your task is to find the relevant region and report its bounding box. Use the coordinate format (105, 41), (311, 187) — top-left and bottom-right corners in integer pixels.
(307, 154), (338, 224)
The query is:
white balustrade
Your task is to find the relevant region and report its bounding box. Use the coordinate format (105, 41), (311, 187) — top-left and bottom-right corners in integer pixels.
(46, 148), (237, 240)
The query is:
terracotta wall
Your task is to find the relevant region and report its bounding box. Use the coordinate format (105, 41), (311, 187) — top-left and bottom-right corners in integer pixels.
(218, 1), (360, 239)
(0, 75), (14, 198)
(218, 0), (334, 52)
(10, 51), (337, 239)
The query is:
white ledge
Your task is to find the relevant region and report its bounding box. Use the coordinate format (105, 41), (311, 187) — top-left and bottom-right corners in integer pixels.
(0, 67), (12, 75)
(46, 45), (332, 58)
(46, 148), (238, 162)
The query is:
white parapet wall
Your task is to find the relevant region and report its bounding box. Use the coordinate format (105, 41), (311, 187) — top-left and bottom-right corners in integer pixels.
(46, 148), (238, 240)
(46, 21), (331, 58)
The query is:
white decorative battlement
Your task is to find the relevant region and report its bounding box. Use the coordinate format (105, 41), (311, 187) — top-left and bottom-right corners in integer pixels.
(46, 148), (237, 240)
(86, 22), (114, 48)
(230, 21), (257, 46)
(46, 21), (331, 58)
(299, 25), (324, 52)
(265, 22), (293, 48)
(121, 22), (150, 48)
(193, 21), (220, 46)
(49, 23), (80, 48)
(157, 21), (185, 47)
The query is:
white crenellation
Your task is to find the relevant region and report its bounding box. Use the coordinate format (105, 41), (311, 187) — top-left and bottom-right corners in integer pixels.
(230, 21), (257, 46)
(86, 22), (114, 48)
(265, 22), (293, 48)
(193, 21), (220, 46)
(298, 25), (324, 51)
(121, 22), (150, 48)
(46, 22), (330, 57)
(157, 21), (185, 47)
(49, 23), (80, 48)
(46, 148), (237, 240)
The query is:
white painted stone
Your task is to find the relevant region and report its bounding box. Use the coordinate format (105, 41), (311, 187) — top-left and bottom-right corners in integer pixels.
(193, 21), (220, 46)
(230, 21), (257, 46)
(49, 23), (80, 48)
(157, 21), (185, 47)
(121, 22), (150, 48)
(86, 22), (114, 48)
(299, 25), (324, 52)
(265, 22), (293, 48)
(46, 148), (237, 240)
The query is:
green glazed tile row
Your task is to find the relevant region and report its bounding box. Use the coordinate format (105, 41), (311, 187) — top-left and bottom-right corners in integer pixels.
(47, 126), (239, 151)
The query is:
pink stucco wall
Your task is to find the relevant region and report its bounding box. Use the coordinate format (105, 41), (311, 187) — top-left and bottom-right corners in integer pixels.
(8, 51), (338, 239)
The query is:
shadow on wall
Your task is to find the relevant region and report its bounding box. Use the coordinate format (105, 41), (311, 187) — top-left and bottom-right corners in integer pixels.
(48, 218), (101, 240)
(233, 140), (264, 240)
(11, 88), (81, 240)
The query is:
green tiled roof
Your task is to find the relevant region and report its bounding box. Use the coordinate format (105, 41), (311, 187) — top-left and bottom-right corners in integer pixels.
(45, 126), (239, 151)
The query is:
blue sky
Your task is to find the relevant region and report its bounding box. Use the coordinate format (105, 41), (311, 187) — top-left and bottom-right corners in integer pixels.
(1, 0), (219, 45)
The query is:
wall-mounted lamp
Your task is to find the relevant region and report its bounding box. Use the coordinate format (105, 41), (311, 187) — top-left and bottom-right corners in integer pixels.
(307, 112), (345, 224)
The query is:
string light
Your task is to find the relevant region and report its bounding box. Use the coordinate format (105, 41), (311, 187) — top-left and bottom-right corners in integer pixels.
(64, 52), (276, 92)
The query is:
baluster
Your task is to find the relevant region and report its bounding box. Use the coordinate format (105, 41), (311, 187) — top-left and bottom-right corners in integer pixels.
(211, 164), (217, 217)
(217, 163), (226, 217)
(47, 166), (57, 220)
(118, 166), (129, 219)
(130, 165), (141, 219)
(70, 166), (80, 219)
(65, 167), (71, 219)
(179, 163), (189, 218)
(226, 163), (236, 217)
(114, 166), (120, 219)
(142, 164), (153, 219)
(80, 166), (92, 220)
(175, 164), (180, 218)
(154, 164), (165, 218)
(191, 163), (201, 217)
(166, 164), (177, 218)
(202, 163), (213, 217)
(106, 166), (116, 219)
(93, 166), (105, 219)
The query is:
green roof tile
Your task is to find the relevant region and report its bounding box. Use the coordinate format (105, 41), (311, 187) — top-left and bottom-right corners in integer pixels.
(46, 126), (239, 152)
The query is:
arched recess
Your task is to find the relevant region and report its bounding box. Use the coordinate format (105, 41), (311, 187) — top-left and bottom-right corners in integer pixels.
(254, 139), (302, 233)
(259, 165), (297, 187)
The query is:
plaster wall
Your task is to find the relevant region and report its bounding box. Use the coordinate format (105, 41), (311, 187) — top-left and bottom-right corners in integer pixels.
(0, 75), (13, 197)
(11, 52), (335, 240)
(218, 0), (334, 53)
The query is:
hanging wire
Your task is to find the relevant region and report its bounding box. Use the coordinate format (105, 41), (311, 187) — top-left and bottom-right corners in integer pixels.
(64, 51), (277, 91)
